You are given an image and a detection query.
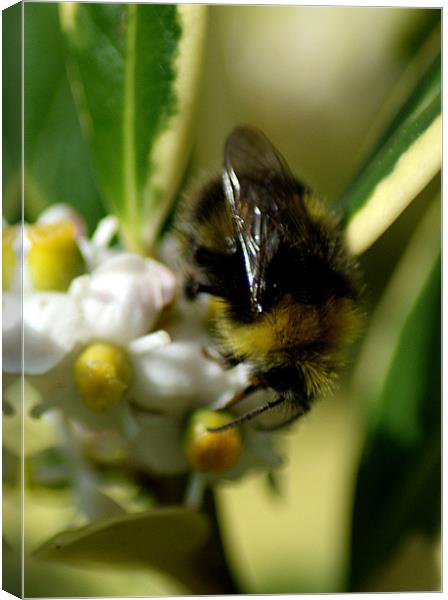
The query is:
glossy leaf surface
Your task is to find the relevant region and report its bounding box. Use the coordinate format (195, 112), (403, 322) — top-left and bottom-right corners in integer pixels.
(341, 56), (441, 254)
(349, 201), (441, 589)
(34, 506), (211, 591)
(59, 3), (207, 253)
(23, 3), (104, 230)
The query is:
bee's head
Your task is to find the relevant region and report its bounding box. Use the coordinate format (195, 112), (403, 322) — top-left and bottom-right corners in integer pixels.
(260, 364), (305, 395)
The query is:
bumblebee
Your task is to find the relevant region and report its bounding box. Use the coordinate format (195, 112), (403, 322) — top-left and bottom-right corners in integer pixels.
(177, 126), (363, 430)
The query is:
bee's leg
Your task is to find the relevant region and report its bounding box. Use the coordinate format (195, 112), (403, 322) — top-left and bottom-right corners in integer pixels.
(207, 396), (285, 432)
(225, 380), (261, 408)
(254, 397), (311, 432)
(215, 378), (262, 410)
(254, 410), (303, 431)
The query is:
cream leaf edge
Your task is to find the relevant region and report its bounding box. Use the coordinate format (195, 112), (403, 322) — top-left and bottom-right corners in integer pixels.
(142, 5), (208, 249)
(345, 115), (441, 256)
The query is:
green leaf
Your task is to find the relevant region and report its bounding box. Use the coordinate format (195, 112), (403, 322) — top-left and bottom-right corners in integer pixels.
(2, 3), (22, 223)
(2, 447), (19, 486)
(34, 506), (211, 591)
(348, 200), (441, 590)
(59, 4), (207, 254)
(341, 55), (441, 255)
(23, 3), (105, 231)
(26, 447), (70, 489)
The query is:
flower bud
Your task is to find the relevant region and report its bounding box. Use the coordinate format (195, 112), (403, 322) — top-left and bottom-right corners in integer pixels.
(73, 343), (133, 412)
(27, 220), (85, 291)
(69, 253), (176, 345)
(184, 409), (242, 474)
(2, 227), (17, 291)
(37, 203), (87, 237)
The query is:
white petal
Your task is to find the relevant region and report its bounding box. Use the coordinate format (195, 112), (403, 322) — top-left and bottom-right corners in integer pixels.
(17, 292), (86, 374)
(157, 234), (182, 273)
(129, 413), (188, 475)
(3, 379), (63, 456)
(77, 242), (118, 272)
(25, 354), (76, 405)
(4, 226), (25, 294)
(127, 331), (171, 355)
(70, 253), (177, 345)
(129, 341), (251, 416)
(2, 293), (22, 373)
(207, 427), (283, 483)
(74, 470), (125, 521)
(95, 253), (177, 306)
(78, 215), (120, 270)
(39, 381), (141, 438)
(163, 294), (213, 345)
(184, 473), (208, 509)
(90, 215), (119, 249)
(117, 403), (140, 440)
(37, 203), (86, 237)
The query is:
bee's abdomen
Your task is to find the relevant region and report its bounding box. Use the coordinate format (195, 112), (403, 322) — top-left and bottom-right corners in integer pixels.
(214, 294), (362, 363)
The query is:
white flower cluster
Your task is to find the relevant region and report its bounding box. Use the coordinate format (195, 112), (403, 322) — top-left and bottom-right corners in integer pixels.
(3, 206), (281, 486)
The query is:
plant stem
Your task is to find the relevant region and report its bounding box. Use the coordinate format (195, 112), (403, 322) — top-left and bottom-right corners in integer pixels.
(192, 488), (241, 594)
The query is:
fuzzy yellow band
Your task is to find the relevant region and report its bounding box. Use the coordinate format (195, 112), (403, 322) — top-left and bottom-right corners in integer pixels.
(74, 343), (133, 412)
(184, 409), (242, 474)
(27, 220), (85, 291)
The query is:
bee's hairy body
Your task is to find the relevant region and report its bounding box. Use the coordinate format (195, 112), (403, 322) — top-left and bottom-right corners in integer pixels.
(177, 127), (363, 429)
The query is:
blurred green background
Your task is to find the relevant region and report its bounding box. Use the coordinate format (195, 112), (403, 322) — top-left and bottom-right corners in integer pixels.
(3, 3), (440, 596)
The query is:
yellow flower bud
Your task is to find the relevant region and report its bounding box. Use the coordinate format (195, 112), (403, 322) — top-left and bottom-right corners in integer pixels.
(27, 220), (85, 291)
(2, 227), (17, 291)
(184, 409), (242, 474)
(73, 343), (133, 412)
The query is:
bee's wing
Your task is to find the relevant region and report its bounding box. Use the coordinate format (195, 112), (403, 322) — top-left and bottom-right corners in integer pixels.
(223, 125), (297, 188)
(222, 126), (299, 313)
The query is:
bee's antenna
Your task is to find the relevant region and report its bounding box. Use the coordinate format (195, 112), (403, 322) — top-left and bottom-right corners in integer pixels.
(207, 397), (285, 432)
